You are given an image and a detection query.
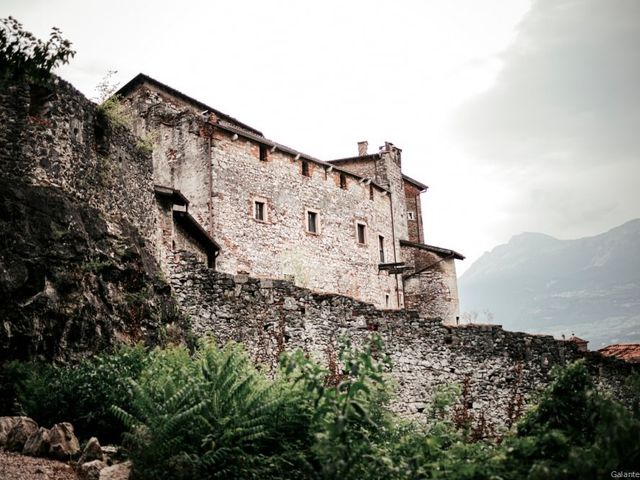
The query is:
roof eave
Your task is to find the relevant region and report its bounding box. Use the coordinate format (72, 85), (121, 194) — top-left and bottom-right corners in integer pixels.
(399, 239), (465, 260)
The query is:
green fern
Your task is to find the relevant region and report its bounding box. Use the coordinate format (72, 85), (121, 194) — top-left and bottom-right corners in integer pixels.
(112, 340), (299, 479)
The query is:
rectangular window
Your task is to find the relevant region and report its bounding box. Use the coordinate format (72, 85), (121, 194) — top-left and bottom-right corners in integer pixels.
(407, 211), (415, 220)
(307, 210), (318, 233)
(254, 201), (265, 221)
(302, 159), (310, 176)
(259, 144), (268, 161)
(378, 235), (385, 263)
(340, 173), (347, 189)
(357, 223), (366, 244)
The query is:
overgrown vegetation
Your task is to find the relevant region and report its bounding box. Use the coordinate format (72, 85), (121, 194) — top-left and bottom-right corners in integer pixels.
(1, 338), (638, 479)
(94, 70), (133, 129)
(0, 16), (75, 85)
(0, 344), (149, 443)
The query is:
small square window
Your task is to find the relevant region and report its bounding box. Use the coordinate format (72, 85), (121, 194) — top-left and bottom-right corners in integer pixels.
(407, 211), (415, 220)
(307, 210), (318, 233)
(357, 223), (366, 244)
(254, 201), (265, 221)
(302, 160), (310, 176)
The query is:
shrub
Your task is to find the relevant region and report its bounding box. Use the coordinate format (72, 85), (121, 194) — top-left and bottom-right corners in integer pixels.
(114, 340), (308, 480)
(8, 344), (150, 443)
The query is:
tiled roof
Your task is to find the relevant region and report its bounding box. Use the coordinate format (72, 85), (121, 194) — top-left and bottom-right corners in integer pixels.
(598, 344), (640, 364)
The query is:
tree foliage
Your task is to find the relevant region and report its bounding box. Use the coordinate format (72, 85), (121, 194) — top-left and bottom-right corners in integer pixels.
(0, 16), (75, 84)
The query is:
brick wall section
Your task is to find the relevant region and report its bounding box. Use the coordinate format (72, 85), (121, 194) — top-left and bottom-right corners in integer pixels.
(0, 78), (157, 246)
(168, 251), (637, 428)
(404, 181), (424, 243)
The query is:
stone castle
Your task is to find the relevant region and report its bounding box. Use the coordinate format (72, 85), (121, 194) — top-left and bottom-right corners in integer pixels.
(0, 74), (635, 428)
(117, 74), (463, 321)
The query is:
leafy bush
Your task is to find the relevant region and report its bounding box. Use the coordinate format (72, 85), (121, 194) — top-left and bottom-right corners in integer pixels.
(280, 336), (394, 479)
(113, 340), (310, 479)
(5, 344), (150, 443)
(502, 360), (640, 479)
(4, 337), (639, 479)
(0, 16), (75, 84)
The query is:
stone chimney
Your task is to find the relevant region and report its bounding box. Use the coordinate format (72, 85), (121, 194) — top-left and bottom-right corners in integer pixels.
(357, 141), (368, 156)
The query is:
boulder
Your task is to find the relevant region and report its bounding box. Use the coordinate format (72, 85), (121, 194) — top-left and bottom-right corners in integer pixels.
(48, 422), (80, 460)
(5, 416), (38, 452)
(23, 426), (50, 456)
(78, 459), (108, 480)
(79, 437), (105, 464)
(0, 416), (21, 448)
(99, 461), (132, 480)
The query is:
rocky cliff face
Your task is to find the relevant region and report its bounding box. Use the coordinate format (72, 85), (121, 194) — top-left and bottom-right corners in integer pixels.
(0, 180), (183, 361)
(0, 77), (185, 361)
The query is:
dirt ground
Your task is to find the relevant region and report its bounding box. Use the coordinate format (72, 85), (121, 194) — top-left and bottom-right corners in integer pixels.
(0, 451), (78, 480)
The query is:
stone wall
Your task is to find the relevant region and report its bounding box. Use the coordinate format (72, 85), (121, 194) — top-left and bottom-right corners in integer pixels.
(168, 251), (636, 428)
(401, 244), (460, 322)
(0, 78), (157, 246)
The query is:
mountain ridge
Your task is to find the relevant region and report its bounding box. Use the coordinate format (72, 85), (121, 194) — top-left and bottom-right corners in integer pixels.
(459, 218), (640, 349)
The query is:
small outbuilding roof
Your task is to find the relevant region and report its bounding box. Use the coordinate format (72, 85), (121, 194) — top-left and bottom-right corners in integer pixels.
(400, 239), (465, 260)
(153, 185), (189, 207)
(173, 210), (221, 253)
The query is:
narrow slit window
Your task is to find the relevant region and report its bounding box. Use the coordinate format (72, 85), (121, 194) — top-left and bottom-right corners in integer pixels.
(357, 223), (366, 244)
(302, 159), (310, 176)
(407, 211), (415, 220)
(378, 235), (385, 263)
(340, 173), (347, 189)
(259, 144), (268, 161)
(385, 294), (390, 308)
(254, 201), (265, 221)
(307, 211), (318, 233)
(369, 185), (374, 200)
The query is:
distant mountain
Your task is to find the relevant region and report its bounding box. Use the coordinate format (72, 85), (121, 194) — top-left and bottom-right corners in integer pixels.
(459, 219), (640, 349)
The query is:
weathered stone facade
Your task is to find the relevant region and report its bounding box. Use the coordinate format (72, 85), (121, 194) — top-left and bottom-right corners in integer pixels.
(401, 241), (462, 322)
(118, 74), (462, 316)
(169, 251), (636, 427)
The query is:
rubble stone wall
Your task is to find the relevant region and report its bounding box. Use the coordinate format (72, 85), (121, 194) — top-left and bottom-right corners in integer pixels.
(168, 251), (636, 428)
(0, 78), (157, 246)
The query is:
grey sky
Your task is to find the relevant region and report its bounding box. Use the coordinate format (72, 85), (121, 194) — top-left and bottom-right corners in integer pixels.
(1, 0), (637, 274)
(451, 0), (640, 251)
